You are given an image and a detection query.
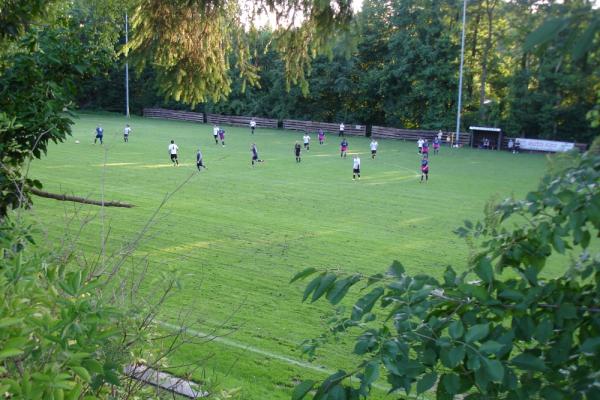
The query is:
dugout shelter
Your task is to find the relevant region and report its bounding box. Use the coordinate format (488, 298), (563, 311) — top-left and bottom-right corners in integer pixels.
(469, 126), (503, 150)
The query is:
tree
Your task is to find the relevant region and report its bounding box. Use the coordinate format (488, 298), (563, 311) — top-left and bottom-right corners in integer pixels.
(292, 147), (600, 399)
(126, 0), (355, 106)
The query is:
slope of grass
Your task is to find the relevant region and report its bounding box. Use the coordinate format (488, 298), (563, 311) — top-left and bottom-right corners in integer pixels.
(27, 112), (549, 399)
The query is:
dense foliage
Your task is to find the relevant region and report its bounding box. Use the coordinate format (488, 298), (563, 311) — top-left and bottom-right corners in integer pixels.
(293, 147), (600, 399)
(0, 216), (188, 399)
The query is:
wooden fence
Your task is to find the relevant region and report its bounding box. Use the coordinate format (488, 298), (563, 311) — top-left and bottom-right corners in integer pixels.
(206, 114), (278, 129)
(371, 125), (471, 146)
(143, 108), (204, 123)
(282, 119), (366, 136)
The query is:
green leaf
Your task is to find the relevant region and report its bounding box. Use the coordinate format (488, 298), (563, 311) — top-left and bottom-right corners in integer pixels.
(511, 353), (547, 372)
(580, 337), (600, 353)
(441, 373), (460, 395)
(479, 340), (504, 355)
(474, 257), (493, 283)
(302, 275), (322, 302)
(572, 20), (600, 60)
(351, 287), (384, 321)
(292, 380), (316, 400)
(290, 267), (317, 283)
(465, 323), (489, 343)
(326, 275), (360, 305)
(482, 358), (504, 382)
(448, 320), (464, 339)
(0, 348), (24, 360)
(448, 345), (465, 368)
(524, 18), (568, 51)
(311, 273), (337, 302)
(362, 361), (379, 385)
(417, 372), (437, 395)
(388, 260), (405, 277)
(0, 317), (23, 328)
(558, 303), (577, 319)
(71, 367), (91, 383)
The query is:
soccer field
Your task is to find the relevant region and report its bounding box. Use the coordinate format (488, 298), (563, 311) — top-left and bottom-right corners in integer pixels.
(28, 112), (549, 399)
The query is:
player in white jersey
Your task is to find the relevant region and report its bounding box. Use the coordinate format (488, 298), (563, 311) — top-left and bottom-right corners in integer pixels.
(123, 124), (131, 142)
(168, 140), (179, 166)
(250, 118), (256, 134)
(303, 133), (310, 151)
(370, 139), (378, 159)
(213, 125), (219, 144)
(352, 155), (361, 180)
(339, 122), (345, 136)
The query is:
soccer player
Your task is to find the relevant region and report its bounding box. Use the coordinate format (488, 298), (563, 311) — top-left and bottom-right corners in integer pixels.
(218, 128), (225, 146)
(213, 125), (219, 144)
(123, 124), (131, 143)
(420, 157), (429, 183)
(294, 141), (302, 163)
(303, 133), (310, 151)
(196, 148), (206, 171)
(251, 143), (264, 166)
(168, 140), (179, 166)
(339, 122), (345, 137)
(250, 118), (256, 134)
(422, 140), (429, 156)
(433, 137), (440, 154)
(352, 155), (361, 180)
(370, 139), (379, 159)
(437, 130), (443, 142)
(94, 125), (104, 144)
(417, 137), (424, 154)
(340, 138), (348, 158)
(318, 128), (325, 145)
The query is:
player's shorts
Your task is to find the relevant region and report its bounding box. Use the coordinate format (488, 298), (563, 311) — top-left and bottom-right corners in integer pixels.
(252, 155), (258, 161)
(371, 150), (376, 155)
(197, 161), (204, 167)
(96, 134), (103, 138)
(423, 148), (429, 153)
(170, 154), (178, 161)
(421, 167), (429, 173)
(353, 168), (360, 174)
(295, 150), (301, 156)
(341, 146), (347, 151)
(304, 143), (309, 147)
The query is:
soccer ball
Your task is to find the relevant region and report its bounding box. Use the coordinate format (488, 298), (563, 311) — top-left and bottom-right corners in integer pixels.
(75, 140), (80, 144)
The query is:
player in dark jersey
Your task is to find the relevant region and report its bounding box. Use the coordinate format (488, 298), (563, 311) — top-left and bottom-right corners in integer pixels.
(251, 143), (264, 166)
(433, 137), (440, 155)
(196, 148), (206, 171)
(294, 141), (302, 163)
(420, 157), (429, 183)
(218, 128), (225, 146)
(340, 138), (348, 158)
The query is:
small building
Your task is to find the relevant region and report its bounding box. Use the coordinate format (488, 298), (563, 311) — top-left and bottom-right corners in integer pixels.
(469, 126), (503, 150)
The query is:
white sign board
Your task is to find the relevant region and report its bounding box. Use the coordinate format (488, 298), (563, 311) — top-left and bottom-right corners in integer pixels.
(516, 138), (575, 153)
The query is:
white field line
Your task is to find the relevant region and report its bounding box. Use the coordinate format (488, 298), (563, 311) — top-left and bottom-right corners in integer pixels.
(157, 321), (389, 392)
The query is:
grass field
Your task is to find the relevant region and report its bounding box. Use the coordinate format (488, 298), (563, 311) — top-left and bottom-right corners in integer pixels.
(27, 112), (551, 399)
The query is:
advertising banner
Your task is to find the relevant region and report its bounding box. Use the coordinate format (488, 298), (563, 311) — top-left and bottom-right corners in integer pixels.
(516, 138), (575, 153)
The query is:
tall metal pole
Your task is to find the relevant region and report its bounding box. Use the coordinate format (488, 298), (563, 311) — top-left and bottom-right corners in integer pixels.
(455, 0), (467, 146)
(125, 12), (130, 118)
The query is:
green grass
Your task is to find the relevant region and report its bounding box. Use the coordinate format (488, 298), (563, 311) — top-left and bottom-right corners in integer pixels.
(27, 111), (550, 399)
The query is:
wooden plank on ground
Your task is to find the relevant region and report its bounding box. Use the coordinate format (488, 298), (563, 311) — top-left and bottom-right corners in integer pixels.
(124, 364), (208, 399)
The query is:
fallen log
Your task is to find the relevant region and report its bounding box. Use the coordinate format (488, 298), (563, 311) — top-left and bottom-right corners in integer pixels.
(30, 188), (134, 208)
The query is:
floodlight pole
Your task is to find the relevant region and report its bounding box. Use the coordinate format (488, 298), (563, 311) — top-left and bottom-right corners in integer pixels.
(455, 0), (467, 146)
(125, 12), (130, 118)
